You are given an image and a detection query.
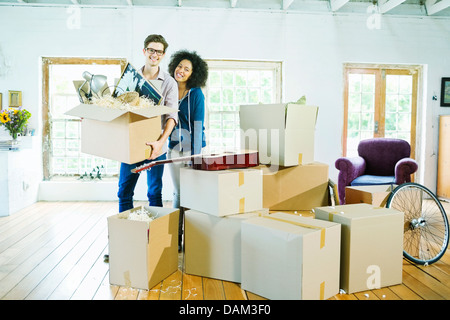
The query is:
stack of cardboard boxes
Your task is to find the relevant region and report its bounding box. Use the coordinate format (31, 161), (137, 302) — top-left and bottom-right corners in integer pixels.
(180, 160), (342, 300)
(239, 103), (329, 211)
(181, 166), (267, 283)
(237, 103), (341, 299)
(67, 83), (184, 290)
(180, 102), (370, 300)
(71, 93), (405, 298)
(236, 103), (404, 299)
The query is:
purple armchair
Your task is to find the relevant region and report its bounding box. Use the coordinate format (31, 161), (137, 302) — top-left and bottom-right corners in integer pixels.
(335, 138), (418, 204)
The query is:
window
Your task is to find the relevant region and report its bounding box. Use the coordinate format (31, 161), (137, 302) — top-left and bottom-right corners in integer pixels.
(204, 60), (282, 153)
(42, 57), (126, 180)
(343, 65), (419, 158)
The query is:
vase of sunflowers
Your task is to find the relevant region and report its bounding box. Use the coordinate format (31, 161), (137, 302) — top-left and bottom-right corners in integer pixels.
(0, 108), (32, 145)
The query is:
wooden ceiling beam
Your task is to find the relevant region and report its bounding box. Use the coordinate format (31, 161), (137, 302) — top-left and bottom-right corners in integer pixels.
(379, 0), (407, 13)
(426, 0), (450, 15)
(283, 0), (294, 10)
(330, 0), (350, 12)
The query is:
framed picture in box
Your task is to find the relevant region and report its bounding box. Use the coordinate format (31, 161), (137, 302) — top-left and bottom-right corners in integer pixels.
(113, 63), (162, 105)
(441, 77), (450, 107)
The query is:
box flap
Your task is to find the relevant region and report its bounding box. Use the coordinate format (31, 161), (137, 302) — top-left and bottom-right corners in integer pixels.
(65, 103), (176, 122)
(147, 206), (179, 289)
(107, 213), (151, 289)
(315, 203), (402, 220)
(285, 104), (318, 130)
(131, 106), (178, 119)
(65, 103), (127, 121)
(240, 104), (287, 130)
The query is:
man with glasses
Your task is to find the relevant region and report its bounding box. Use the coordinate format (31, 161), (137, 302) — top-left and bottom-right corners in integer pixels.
(117, 34), (178, 213)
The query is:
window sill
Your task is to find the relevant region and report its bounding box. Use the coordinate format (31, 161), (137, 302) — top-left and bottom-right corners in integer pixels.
(39, 179), (145, 201)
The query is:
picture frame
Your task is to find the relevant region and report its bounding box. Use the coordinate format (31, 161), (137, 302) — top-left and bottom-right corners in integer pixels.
(0, 93), (2, 109)
(8, 90), (22, 107)
(113, 63), (162, 105)
(441, 77), (450, 107)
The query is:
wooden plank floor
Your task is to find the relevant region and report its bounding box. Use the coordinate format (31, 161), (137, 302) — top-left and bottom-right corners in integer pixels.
(0, 201), (449, 300)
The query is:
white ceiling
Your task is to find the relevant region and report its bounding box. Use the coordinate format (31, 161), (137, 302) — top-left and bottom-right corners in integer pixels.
(0, 0), (449, 17)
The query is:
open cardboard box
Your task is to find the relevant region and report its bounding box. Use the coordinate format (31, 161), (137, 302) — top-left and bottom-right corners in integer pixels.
(239, 103), (318, 166)
(345, 184), (397, 207)
(107, 206), (179, 290)
(65, 103), (176, 164)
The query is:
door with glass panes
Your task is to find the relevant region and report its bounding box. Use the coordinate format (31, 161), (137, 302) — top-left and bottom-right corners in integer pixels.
(343, 66), (418, 159)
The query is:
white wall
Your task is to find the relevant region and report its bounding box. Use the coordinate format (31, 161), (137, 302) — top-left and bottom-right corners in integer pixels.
(0, 5), (449, 205)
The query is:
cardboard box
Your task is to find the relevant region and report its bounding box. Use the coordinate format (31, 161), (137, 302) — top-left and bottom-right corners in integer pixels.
(345, 184), (396, 207)
(65, 104), (176, 164)
(259, 162), (329, 210)
(184, 208), (268, 283)
(180, 167), (263, 217)
(241, 212), (341, 300)
(314, 203), (403, 293)
(239, 103), (318, 166)
(107, 206), (179, 290)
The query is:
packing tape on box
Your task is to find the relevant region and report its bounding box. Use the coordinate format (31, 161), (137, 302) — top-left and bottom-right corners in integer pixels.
(239, 198), (245, 213)
(238, 171), (245, 186)
(238, 171), (245, 212)
(320, 281), (325, 300)
(254, 209), (269, 217)
(123, 270), (132, 287)
(262, 215), (326, 249)
(328, 212), (335, 222)
(326, 211), (346, 222)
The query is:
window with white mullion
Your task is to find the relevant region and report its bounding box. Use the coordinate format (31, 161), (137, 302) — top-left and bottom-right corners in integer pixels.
(205, 60), (282, 154)
(46, 62), (123, 179)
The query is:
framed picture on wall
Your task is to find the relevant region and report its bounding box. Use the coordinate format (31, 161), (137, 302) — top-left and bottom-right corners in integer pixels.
(441, 78), (450, 107)
(8, 90), (22, 107)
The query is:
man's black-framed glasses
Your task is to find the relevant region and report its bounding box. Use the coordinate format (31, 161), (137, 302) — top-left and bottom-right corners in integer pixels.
(145, 47), (165, 56)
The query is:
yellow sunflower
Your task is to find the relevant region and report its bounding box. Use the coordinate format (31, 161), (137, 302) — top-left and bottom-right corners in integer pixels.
(1, 112), (11, 124)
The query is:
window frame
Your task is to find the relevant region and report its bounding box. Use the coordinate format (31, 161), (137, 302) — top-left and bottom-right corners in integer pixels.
(204, 59), (282, 153)
(41, 57), (127, 181)
(342, 63), (420, 159)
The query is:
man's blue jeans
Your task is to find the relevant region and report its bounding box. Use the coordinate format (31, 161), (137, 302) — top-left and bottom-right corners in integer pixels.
(117, 153), (166, 212)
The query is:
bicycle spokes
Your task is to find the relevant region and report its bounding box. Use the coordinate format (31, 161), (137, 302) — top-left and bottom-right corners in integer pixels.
(387, 183), (449, 265)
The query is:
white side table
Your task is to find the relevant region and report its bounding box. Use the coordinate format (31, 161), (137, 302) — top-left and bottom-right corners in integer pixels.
(0, 138), (37, 217)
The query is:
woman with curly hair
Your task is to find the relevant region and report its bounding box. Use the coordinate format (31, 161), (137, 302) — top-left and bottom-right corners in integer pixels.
(167, 50), (208, 250)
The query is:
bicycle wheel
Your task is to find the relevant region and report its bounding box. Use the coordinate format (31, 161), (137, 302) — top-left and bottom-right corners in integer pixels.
(386, 182), (449, 265)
